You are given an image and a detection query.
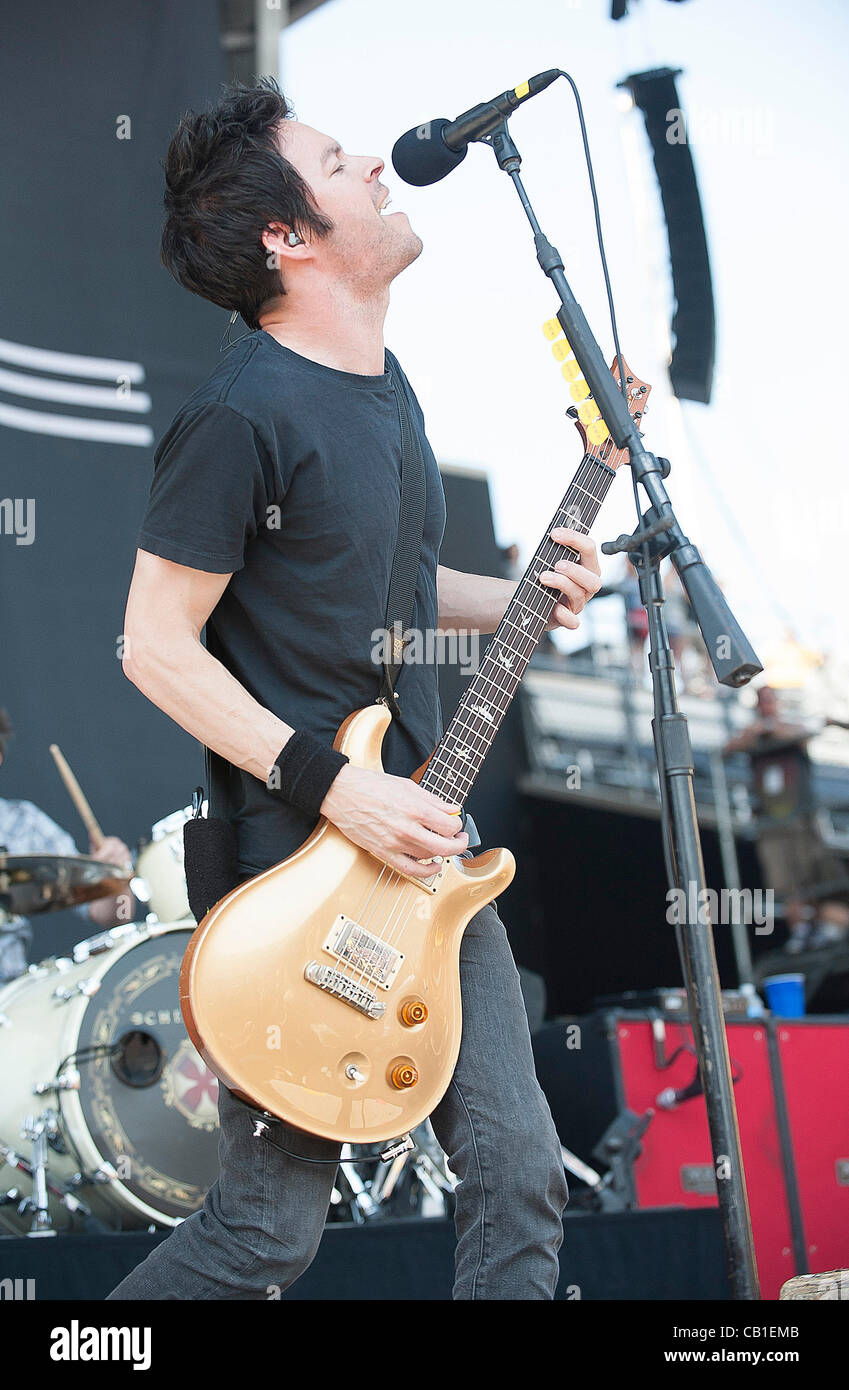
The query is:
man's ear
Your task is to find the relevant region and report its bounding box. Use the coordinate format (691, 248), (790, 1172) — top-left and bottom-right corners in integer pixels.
(262, 223), (308, 270)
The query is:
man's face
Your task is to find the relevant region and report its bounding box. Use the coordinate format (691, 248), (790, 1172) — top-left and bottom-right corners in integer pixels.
(277, 120), (422, 291)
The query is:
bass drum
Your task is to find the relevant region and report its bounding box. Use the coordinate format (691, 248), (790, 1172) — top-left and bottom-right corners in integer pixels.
(0, 922), (220, 1233)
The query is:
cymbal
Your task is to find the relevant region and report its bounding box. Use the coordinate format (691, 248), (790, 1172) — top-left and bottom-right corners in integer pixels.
(0, 853), (132, 918)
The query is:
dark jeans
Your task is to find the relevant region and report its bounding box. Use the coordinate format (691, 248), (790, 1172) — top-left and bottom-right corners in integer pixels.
(108, 900), (568, 1300)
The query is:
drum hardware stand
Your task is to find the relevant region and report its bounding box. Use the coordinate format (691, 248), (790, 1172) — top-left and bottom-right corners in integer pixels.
(559, 1144), (608, 1201)
(477, 109), (763, 1299)
(18, 1113), (60, 1234)
(369, 1140), (456, 1211)
(368, 1147), (413, 1206)
(557, 1111), (653, 1212)
(0, 1141), (93, 1222)
(336, 1152), (380, 1221)
(328, 1128), (456, 1221)
(355, 1126), (456, 1214)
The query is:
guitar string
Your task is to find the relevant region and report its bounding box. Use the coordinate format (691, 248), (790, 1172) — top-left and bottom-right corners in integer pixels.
(423, 463), (615, 802)
(342, 449), (613, 999)
(371, 460), (609, 964)
(340, 452), (612, 998)
(339, 396), (637, 990)
(344, 452), (605, 963)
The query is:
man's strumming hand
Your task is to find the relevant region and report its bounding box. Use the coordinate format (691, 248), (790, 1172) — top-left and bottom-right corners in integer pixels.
(320, 764), (468, 882)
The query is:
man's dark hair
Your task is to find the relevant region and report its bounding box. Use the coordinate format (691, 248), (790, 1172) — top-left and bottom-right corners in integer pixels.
(0, 708), (12, 760)
(160, 77), (334, 329)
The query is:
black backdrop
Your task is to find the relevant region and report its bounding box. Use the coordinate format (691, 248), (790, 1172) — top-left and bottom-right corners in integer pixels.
(0, 0), (225, 920)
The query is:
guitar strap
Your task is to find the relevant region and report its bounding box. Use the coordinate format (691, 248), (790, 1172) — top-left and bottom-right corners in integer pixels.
(380, 348), (427, 725)
(382, 354), (480, 848)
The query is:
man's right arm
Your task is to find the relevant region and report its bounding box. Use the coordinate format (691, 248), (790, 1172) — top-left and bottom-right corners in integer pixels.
(123, 549), (290, 783)
(122, 550), (467, 879)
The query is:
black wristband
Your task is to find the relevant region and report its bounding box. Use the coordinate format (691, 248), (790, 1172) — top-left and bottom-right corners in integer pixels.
(266, 730), (349, 819)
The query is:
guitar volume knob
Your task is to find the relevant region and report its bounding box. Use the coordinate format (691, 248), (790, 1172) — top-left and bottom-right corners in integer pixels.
(389, 1061), (419, 1090)
(400, 999), (428, 1027)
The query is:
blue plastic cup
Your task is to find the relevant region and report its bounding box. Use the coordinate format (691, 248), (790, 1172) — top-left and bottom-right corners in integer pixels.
(762, 973), (806, 1017)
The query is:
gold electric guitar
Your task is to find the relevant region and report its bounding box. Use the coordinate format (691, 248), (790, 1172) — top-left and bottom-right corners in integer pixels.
(180, 349), (651, 1144)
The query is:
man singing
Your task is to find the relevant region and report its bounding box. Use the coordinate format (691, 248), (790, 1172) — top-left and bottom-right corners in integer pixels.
(110, 79), (600, 1300)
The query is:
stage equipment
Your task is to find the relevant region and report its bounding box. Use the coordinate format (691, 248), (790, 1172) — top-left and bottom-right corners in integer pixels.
(0, 922), (220, 1233)
(0, 854), (131, 918)
(135, 805), (201, 925)
(391, 70), (559, 185)
(534, 1009), (849, 1300)
(395, 67), (761, 1298)
(618, 68), (714, 403)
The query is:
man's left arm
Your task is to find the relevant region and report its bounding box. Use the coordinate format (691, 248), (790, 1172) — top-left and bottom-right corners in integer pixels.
(437, 527), (601, 635)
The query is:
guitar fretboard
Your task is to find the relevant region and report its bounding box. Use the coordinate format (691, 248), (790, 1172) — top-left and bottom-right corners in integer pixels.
(420, 452), (616, 807)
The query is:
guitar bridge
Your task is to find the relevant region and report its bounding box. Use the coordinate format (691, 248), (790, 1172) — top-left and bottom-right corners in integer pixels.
(304, 961), (386, 1019)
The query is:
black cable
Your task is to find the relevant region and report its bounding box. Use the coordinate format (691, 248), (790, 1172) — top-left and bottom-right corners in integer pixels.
(54, 1043), (121, 1179)
(556, 70), (629, 411)
(251, 1123), (391, 1167)
(555, 69), (677, 889)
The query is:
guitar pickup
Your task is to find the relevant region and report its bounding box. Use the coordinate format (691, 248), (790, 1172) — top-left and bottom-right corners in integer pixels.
(322, 915), (403, 990)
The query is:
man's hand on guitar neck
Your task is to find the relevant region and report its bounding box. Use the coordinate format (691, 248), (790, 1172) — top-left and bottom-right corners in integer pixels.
(320, 764), (469, 882)
(540, 527), (602, 632)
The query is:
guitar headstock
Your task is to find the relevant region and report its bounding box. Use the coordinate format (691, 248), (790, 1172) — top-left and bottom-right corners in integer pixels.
(543, 317), (651, 471)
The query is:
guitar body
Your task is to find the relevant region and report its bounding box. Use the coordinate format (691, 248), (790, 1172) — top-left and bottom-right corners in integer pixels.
(179, 702), (515, 1144)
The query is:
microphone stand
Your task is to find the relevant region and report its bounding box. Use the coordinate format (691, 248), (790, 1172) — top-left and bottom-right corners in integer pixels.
(481, 118), (763, 1300)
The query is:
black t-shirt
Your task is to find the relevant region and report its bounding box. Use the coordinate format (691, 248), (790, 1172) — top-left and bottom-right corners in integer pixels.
(137, 330), (447, 875)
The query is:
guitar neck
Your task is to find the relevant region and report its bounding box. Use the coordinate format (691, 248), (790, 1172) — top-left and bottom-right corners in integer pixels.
(420, 453), (617, 808)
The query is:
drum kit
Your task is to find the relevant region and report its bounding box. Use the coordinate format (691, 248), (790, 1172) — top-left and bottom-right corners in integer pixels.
(0, 804), (456, 1237)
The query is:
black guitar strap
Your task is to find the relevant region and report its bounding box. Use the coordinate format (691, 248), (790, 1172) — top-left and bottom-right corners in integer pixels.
(380, 348), (427, 724)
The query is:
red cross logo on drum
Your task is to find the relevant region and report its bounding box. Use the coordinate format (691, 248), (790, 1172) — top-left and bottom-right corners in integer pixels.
(162, 1039), (220, 1130)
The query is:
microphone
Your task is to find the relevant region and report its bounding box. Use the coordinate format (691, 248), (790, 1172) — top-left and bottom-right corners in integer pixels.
(656, 1061), (741, 1110)
(656, 1083), (697, 1111)
(391, 69), (560, 187)
(656, 1068), (703, 1111)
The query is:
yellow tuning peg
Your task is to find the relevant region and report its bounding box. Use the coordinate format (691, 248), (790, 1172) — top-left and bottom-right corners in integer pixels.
(570, 378), (590, 402)
(560, 357), (581, 381)
(587, 420), (610, 444)
(543, 317), (563, 341)
(577, 398), (600, 425)
(551, 339), (572, 362)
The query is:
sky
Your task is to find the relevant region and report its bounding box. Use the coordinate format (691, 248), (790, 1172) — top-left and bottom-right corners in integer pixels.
(279, 0), (849, 684)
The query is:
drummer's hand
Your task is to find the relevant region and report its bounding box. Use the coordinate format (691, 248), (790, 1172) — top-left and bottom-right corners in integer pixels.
(90, 835), (133, 870)
(88, 836), (136, 927)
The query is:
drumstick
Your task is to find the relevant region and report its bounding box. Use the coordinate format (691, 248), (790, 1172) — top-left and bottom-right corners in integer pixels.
(49, 743), (104, 850)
